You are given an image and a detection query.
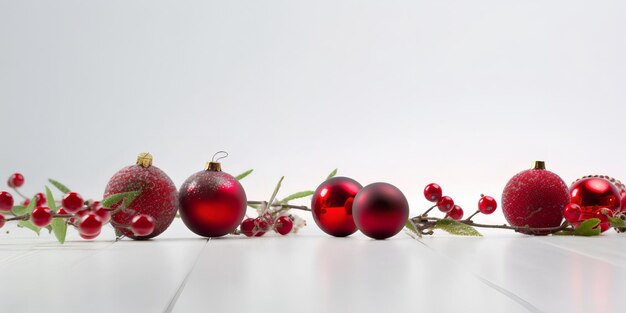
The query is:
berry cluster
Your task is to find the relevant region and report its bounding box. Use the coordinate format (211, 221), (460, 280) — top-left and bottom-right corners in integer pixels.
(240, 214), (294, 237)
(0, 173), (155, 241)
(422, 183), (498, 221)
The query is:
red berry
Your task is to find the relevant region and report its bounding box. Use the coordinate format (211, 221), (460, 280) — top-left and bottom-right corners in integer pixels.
(34, 193), (47, 207)
(22, 199), (30, 206)
(0, 215), (5, 228)
(80, 232), (100, 240)
(70, 209), (89, 224)
(595, 207), (614, 224)
(240, 218), (256, 237)
(436, 196), (454, 213)
(275, 216), (293, 235)
(95, 207), (111, 223)
(79, 213), (103, 236)
(448, 205), (464, 220)
(563, 203), (582, 223)
(131, 214), (155, 237)
(57, 207), (69, 215)
(31, 206), (52, 227)
(478, 195), (497, 215)
(262, 212), (274, 226)
(254, 218), (268, 237)
(62, 192), (84, 213)
(7, 173), (24, 188)
(424, 183), (443, 202)
(0, 191), (14, 211)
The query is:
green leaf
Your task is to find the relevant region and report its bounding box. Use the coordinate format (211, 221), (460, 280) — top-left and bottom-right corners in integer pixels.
(326, 168), (338, 180)
(50, 218), (67, 244)
(101, 191), (141, 208)
(48, 179), (71, 194)
(12, 197), (36, 216)
(574, 218), (602, 236)
(235, 169), (254, 181)
(608, 215), (626, 228)
(45, 186), (57, 212)
(267, 176), (284, 207)
(280, 190), (314, 204)
(434, 219), (482, 236)
(18, 220), (41, 235)
(405, 219), (421, 238)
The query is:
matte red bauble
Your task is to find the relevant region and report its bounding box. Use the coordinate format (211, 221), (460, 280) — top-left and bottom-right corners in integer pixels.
(501, 161), (570, 235)
(179, 160), (247, 237)
(311, 177), (362, 237)
(104, 153), (178, 239)
(569, 176), (621, 233)
(353, 182), (409, 240)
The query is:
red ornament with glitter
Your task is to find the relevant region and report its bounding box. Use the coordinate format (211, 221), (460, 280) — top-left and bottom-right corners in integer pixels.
(103, 153), (178, 239)
(569, 176), (622, 233)
(501, 161), (570, 235)
(353, 182), (409, 240)
(311, 177), (362, 237)
(178, 152), (247, 237)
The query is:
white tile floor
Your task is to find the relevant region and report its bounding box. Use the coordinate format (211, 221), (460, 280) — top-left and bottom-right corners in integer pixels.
(0, 220), (623, 313)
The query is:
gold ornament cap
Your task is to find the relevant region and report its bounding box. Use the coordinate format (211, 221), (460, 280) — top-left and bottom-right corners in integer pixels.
(532, 160), (546, 170)
(205, 161), (222, 172)
(205, 151), (228, 172)
(136, 152), (153, 168)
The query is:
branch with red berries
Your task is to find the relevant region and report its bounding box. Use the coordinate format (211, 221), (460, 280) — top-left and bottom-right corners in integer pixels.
(405, 183), (626, 238)
(0, 174), (154, 243)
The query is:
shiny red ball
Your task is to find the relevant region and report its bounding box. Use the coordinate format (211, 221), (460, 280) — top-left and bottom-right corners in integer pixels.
(448, 205), (464, 220)
(570, 177), (621, 233)
(311, 177), (362, 237)
(563, 203), (582, 223)
(423, 183), (442, 202)
(502, 163), (570, 235)
(179, 169), (247, 237)
(353, 182), (409, 240)
(240, 218), (256, 237)
(79, 213), (103, 236)
(34, 193), (46, 207)
(104, 161), (178, 240)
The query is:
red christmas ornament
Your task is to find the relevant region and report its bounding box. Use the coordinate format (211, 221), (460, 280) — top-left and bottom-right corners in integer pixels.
(178, 154), (247, 237)
(569, 176), (621, 233)
(104, 153), (178, 239)
(502, 161), (570, 235)
(311, 177), (362, 237)
(353, 182), (409, 240)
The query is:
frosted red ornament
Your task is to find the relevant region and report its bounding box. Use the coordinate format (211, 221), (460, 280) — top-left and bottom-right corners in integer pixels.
(353, 182), (409, 240)
(501, 161), (570, 235)
(104, 153), (178, 240)
(569, 176), (621, 233)
(178, 156), (247, 237)
(311, 177), (362, 237)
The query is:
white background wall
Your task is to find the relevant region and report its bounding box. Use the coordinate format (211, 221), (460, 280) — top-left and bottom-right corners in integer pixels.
(1, 0), (625, 225)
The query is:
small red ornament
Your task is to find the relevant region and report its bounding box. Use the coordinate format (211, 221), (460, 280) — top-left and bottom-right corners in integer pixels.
(502, 161), (570, 235)
(353, 182), (409, 240)
(0, 191), (14, 211)
(569, 176), (621, 233)
(104, 153), (178, 239)
(179, 153), (247, 237)
(311, 177), (362, 237)
(448, 205), (464, 220)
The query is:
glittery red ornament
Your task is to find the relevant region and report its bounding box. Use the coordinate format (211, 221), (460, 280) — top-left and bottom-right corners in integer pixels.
(569, 176), (621, 233)
(104, 153), (178, 239)
(502, 161), (570, 235)
(311, 177), (362, 237)
(178, 158), (247, 237)
(353, 182), (409, 240)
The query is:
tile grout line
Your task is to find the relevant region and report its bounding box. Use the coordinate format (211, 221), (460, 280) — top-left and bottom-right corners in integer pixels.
(415, 238), (544, 313)
(162, 238), (210, 313)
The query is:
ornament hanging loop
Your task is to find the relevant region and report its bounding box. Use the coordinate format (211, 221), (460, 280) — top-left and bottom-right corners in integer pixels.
(206, 151), (228, 171)
(212, 151), (229, 162)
